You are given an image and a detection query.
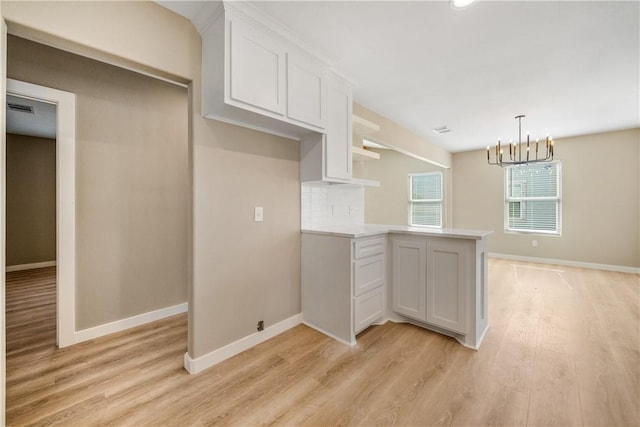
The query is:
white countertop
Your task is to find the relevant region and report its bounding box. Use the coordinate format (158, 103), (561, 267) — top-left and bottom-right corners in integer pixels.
(301, 224), (493, 240)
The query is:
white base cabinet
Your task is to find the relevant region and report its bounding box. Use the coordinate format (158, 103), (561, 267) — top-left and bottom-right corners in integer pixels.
(426, 238), (468, 334)
(302, 234), (385, 345)
(390, 234), (488, 349)
(301, 227), (489, 350)
(391, 239), (426, 322)
(354, 287), (384, 334)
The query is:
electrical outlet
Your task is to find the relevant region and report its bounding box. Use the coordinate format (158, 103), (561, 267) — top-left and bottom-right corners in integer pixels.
(254, 207), (264, 222)
(257, 320), (264, 331)
(532, 240), (538, 247)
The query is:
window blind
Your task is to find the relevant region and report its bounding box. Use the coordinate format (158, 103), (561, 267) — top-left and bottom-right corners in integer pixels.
(409, 172), (442, 227)
(505, 162), (561, 234)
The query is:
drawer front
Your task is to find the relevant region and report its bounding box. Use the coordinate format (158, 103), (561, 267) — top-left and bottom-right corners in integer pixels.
(353, 254), (384, 296)
(354, 287), (384, 334)
(354, 237), (385, 259)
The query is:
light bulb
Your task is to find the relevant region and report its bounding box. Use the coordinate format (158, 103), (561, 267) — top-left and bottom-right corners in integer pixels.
(450, 0), (479, 9)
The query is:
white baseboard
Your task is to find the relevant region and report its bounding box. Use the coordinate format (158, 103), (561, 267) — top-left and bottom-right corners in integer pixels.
(74, 302), (188, 344)
(489, 253), (640, 275)
(184, 313), (303, 374)
(6, 260), (56, 272)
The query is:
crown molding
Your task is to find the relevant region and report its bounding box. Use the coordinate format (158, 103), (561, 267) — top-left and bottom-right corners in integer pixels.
(221, 1), (358, 88)
(192, 1), (225, 35)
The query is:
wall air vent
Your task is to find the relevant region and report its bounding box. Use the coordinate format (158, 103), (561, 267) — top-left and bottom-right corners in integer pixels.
(7, 102), (35, 114)
(432, 126), (451, 135)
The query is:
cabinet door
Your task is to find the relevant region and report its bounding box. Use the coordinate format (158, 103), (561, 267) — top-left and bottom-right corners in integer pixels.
(287, 51), (325, 129)
(228, 18), (286, 115)
(392, 238), (427, 322)
(325, 76), (352, 180)
(426, 239), (468, 334)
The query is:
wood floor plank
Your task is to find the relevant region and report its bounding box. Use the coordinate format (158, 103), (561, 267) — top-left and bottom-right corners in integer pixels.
(5, 262), (639, 426)
(527, 347), (583, 427)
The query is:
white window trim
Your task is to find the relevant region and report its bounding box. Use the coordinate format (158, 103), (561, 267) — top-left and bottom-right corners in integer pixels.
(408, 171), (443, 228)
(504, 161), (562, 236)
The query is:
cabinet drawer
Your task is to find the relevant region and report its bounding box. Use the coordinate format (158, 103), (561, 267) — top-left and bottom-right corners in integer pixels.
(353, 254), (384, 296)
(354, 287), (384, 334)
(354, 237), (385, 259)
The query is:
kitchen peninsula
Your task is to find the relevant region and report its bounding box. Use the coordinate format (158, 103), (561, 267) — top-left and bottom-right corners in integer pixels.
(301, 225), (491, 349)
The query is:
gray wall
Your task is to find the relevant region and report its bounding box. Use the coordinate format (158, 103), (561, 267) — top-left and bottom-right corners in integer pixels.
(6, 133), (56, 266)
(8, 35), (189, 329)
(362, 148), (445, 226)
(452, 128), (640, 268)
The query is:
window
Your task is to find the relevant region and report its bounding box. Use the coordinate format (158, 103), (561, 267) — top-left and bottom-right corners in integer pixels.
(505, 162), (561, 234)
(409, 172), (442, 227)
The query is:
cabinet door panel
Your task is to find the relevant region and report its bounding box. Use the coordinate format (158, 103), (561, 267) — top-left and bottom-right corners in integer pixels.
(426, 240), (468, 333)
(353, 255), (384, 297)
(229, 18), (286, 115)
(392, 239), (427, 322)
(287, 52), (325, 128)
(354, 287), (384, 334)
(325, 77), (352, 180)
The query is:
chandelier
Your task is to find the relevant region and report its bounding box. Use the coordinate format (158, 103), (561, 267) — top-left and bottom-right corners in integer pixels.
(487, 115), (554, 167)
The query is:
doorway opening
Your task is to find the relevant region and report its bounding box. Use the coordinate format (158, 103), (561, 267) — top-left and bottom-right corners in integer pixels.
(5, 94), (58, 355)
(6, 79), (76, 348)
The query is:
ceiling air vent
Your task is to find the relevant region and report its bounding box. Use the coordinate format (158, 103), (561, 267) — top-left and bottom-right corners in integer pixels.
(432, 126), (451, 135)
(7, 102), (34, 114)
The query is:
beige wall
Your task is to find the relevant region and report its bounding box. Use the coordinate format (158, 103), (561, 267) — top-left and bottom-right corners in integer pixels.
(5, 134), (56, 266)
(353, 103), (452, 168)
(2, 1), (194, 83)
(190, 122), (301, 355)
(453, 128), (640, 268)
(362, 149), (445, 226)
(8, 35), (189, 329)
(2, 1), (302, 361)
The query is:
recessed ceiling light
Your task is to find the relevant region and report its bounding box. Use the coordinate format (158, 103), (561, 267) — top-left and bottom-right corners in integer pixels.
(450, 0), (479, 10)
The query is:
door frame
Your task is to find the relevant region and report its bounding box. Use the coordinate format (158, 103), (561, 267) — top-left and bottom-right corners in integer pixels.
(6, 79), (76, 347)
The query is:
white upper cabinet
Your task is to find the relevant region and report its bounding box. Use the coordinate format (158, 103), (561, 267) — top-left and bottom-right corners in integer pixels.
(286, 51), (326, 129)
(325, 76), (352, 180)
(300, 73), (353, 184)
(201, 3), (333, 140)
(228, 18), (286, 116)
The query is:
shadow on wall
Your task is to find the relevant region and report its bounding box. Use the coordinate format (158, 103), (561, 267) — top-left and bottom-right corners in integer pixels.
(203, 118), (299, 162)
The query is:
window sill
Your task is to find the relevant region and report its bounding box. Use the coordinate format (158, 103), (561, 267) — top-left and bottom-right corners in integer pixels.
(504, 229), (561, 237)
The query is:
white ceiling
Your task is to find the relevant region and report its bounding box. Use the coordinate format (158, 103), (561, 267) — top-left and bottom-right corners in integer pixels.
(6, 95), (57, 140)
(159, 0), (639, 153)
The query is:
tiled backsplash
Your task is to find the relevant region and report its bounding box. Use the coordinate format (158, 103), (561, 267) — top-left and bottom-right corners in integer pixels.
(301, 184), (364, 228)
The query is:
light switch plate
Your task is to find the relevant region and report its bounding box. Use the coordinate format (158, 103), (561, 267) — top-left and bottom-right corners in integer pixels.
(254, 207), (264, 222)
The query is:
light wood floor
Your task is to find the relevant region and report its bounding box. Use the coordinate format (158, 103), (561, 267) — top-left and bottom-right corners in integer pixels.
(5, 260), (640, 426)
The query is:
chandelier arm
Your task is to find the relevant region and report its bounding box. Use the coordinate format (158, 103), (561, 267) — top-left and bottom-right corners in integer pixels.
(487, 115), (555, 167)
